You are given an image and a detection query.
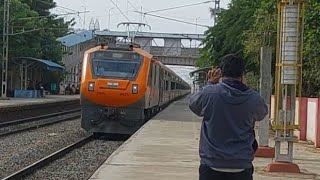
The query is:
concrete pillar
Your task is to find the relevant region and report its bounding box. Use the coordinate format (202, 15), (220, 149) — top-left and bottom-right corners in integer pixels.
(259, 46), (272, 146)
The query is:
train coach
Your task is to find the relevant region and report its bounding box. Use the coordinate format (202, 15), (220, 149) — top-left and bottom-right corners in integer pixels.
(80, 43), (191, 135)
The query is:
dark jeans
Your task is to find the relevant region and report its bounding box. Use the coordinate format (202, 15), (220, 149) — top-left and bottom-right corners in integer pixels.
(199, 164), (254, 180)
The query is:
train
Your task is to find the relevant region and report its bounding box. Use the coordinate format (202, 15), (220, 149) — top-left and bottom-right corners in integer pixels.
(80, 43), (191, 135)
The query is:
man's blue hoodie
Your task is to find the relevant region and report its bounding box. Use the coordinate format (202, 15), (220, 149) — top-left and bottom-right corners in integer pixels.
(189, 79), (268, 169)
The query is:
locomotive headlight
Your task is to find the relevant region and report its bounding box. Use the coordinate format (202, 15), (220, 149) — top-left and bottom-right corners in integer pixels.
(88, 82), (95, 91)
(132, 84), (138, 94)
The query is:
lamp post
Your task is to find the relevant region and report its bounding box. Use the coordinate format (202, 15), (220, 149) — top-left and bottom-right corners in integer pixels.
(195, 17), (200, 47)
(108, 7), (114, 30)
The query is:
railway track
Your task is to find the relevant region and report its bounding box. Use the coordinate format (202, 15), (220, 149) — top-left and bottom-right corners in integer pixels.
(0, 109), (81, 137)
(2, 135), (94, 180)
(0, 99), (80, 122)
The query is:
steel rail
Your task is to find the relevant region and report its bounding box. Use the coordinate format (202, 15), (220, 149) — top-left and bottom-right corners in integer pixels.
(0, 109), (81, 128)
(0, 113), (81, 138)
(2, 135), (94, 180)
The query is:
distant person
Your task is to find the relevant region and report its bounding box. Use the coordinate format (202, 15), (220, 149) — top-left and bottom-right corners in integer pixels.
(189, 54), (268, 180)
(59, 83), (65, 95)
(65, 84), (71, 95)
(71, 84), (76, 95)
(39, 83), (44, 98)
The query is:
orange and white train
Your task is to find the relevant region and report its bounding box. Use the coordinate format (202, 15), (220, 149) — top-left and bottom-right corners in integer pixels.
(80, 44), (191, 135)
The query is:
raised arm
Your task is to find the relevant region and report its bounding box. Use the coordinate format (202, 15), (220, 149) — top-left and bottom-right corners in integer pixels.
(189, 90), (207, 117)
(254, 96), (268, 121)
(189, 68), (221, 117)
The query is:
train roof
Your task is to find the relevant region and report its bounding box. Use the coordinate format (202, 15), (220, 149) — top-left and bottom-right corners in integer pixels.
(84, 44), (190, 86)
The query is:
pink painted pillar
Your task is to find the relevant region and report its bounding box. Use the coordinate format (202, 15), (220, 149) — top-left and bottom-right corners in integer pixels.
(299, 98), (308, 141)
(316, 98), (320, 148)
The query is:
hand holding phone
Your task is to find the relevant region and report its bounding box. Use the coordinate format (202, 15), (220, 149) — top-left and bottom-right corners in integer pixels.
(207, 67), (222, 84)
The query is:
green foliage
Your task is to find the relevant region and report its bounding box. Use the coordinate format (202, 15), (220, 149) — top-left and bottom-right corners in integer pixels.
(199, 0), (260, 70)
(243, 0), (277, 74)
(199, 0), (320, 97)
(302, 0), (320, 97)
(0, 0), (74, 64)
(245, 72), (259, 91)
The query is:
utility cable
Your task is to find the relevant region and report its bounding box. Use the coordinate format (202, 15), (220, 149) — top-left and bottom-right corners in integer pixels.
(34, 0), (79, 13)
(8, 27), (69, 36)
(134, 11), (210, 28)
(145, 0), (214, 14)
(14, 11), (89, 21)
(127, 0), (139, 11)
(109, 0), (131, 21)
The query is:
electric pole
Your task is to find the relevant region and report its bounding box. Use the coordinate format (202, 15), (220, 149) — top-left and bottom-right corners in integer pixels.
(255, 15), (274, 158)
(2, 0), (10, 98)
(212, 0), (220, 25)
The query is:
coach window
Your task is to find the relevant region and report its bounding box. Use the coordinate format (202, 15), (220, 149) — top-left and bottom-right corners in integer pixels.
(154, 64), (159, 87)
(148, 64), (153, 86)
(171, 82), (175, 90)
(153, 64), (157, 86)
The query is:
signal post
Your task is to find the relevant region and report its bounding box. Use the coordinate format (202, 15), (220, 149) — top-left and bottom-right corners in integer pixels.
(266, 0), (304, 173)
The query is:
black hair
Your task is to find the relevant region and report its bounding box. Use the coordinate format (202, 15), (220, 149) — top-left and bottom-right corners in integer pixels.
(219, 54), (245, 78)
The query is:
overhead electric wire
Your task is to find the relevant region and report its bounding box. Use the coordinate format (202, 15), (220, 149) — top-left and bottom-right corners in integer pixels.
(109, 0), (131, 21)
(15, 11), (89, 21)
(55, 6), (80, 13)
(8, 1), (86, 35)
(35, 0), (81, 14)
(109, 0), (141, 32)
(8, 27), (69, 36)
(134, 11), (210, 28)
(35, 0), (79, 13)
(127, 0), (139, 11)
(145, 0), (214, 14)
(32, 0), (89, 29)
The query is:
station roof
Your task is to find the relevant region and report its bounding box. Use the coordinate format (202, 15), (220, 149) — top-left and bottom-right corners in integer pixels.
(14, 57), (65, 71)
(57, 30), (94, 47)
(189, 67), (211, 77)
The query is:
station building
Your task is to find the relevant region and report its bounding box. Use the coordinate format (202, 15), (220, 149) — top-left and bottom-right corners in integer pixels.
(57, 30), (96, 88)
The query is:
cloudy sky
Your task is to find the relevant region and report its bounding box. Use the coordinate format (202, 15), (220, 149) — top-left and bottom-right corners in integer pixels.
(53, 0), (230, 34)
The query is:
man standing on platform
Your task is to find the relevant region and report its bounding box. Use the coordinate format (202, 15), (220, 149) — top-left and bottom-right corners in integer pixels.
(189, 54), (268, 180)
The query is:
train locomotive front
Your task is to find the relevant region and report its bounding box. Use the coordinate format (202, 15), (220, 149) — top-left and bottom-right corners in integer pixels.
(80, 44), (152, 135)
(80, 44), (191, 135)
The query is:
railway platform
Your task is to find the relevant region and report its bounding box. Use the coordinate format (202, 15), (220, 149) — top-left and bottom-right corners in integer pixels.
(90, 97), (320, 180)
(0, 95), (80, 122)
(0, 95), (79, 108)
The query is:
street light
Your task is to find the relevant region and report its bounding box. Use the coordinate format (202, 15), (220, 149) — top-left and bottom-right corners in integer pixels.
(108, 7), (114, 31)
(81, 5), (87, 30)
(195, 17), (200, 47)
(195, 17), (200, 33)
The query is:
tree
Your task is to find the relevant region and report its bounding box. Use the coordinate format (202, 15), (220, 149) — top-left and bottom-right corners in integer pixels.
(242, 0), (277, 89)
(199, 0), (320, 96)
(302, 0), (320, 97)
(198, 0), (260, 72)
(3, 0), (40, 58)
(19, 0), (75, 63)
(0, 0), (75, 64)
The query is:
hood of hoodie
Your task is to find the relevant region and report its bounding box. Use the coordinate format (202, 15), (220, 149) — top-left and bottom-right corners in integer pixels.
(218, 79), (252, 105)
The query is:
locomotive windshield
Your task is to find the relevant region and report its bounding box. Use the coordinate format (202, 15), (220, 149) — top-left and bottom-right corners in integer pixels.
(91, 51), (143, 79)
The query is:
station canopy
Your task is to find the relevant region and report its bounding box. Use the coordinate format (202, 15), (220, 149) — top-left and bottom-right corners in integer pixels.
(189, 67), (211, 77)
(13, 57), (65, 71)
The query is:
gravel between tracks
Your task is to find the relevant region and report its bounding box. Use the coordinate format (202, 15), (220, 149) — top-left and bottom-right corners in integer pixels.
(25, 140), (123, 180)
(0, 119), (88, 179)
